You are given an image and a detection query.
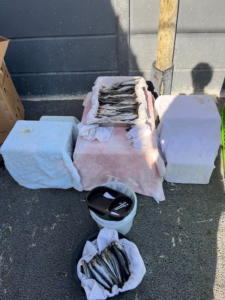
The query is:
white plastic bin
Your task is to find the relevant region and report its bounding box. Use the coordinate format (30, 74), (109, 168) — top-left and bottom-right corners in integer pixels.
(89, 182), (137, 235)
(40, 116), (80, 143)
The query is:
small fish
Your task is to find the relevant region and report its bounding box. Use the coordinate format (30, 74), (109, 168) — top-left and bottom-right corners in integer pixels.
(96, 114), (115, 118)
(115, 100), (138, 105)
(116, 86), (135, 92)
(120, 115), (138, 121)
(100, 85), (134, 92)
(87, 261), (111, 291)
(99, 89), (114, 94)
(116, 109), (139, 115)
(82, 260), (94, 279)
(110, 113), (137, 120)
(111, 244), (130, 278)
(102, 93), (136, 99)
(118, 107), (138, 112)
(100, 90), (134, 96)
(94, 254), (119, 285)
(100, 103), (139, 109)
(112, 77), (141, 88)
(112, 241), (130, 265)
(94, 254), (118, 286)
(91, 259), (114, 286)
(97, 109), (118, 115)
(101, 250), (117, 279)
(98, 100), (119, 105)
(98, 97), (137, 104)
(105, 248), (124, 287)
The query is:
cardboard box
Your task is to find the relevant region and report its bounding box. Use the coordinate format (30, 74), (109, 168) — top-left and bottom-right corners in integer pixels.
(0, 36), (24, 144)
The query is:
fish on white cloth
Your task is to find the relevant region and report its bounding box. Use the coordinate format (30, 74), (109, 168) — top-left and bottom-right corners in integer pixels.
(77, 228), (146, 300)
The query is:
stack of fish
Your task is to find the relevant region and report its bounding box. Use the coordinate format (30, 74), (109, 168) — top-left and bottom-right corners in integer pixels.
(81, 241), (130, 292)
(96, 77), (142, 122)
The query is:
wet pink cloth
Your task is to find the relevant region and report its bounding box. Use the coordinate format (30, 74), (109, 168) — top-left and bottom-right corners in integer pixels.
(73, 91), (165, 201)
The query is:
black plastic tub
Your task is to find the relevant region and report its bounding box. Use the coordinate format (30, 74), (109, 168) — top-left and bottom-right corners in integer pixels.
(86, 186), (134, 221)
(71, 231), (130, 300)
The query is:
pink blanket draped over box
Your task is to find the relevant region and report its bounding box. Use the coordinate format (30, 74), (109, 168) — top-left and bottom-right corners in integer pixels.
(73, 91), (165, 201)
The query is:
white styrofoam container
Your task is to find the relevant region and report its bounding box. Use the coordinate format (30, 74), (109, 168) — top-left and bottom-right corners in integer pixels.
(40, 116), (80, 143)
(155, 95), (221, 184)
(89, 182), (137, 235)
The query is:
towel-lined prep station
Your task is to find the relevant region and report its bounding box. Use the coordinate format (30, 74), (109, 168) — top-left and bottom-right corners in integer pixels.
(1, 76), (221, 195)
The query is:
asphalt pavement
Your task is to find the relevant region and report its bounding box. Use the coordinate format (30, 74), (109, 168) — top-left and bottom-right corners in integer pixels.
(0, 98), (224, 300)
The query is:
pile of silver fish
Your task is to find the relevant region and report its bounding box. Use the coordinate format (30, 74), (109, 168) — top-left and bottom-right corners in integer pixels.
(96, 77), (142, 122)
(81, 241), (130, 292)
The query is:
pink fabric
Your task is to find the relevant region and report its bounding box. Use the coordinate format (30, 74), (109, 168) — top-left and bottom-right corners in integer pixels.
(73, 91), (165, 201)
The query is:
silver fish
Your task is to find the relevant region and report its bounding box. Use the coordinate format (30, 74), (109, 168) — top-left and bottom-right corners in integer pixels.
(95, 254), (119, 285)
(111, 244), (130, 278)
(100, 85), (134, 92)
(100, 104), (139, 110)
(99, 97), (137, 103)
(120, 115), (138, 121)
(91, 259), (114, 286)
(105, 248), (124, 287)
(99, 89), (114, 94)
(96, 115), (117, 118)
(97, 113), (118, 116)
(97, 110), (118, 116)
(112, 77), (141, 88)
(110, 113), (137, 119)
(120, 79), (140, 86)
(87, 261), (111, 291)
(112, 241), (130, 265)
(99, 100), (119, 105)
(102, 93), (136, 99)
(102, 90), (135, 96)
(101, 251), (117, 279)
(116, 107), (139, 113)
(116, 110), (138, 115)
(115, 100), (138, 105)
(100, 89), (134, 95)
(99, 98), (118, 102)
(82, 260), (93, 279)
(116, 86), (135, 92)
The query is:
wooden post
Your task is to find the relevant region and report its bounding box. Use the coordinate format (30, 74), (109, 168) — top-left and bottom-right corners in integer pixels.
(155, 0), (179, 72)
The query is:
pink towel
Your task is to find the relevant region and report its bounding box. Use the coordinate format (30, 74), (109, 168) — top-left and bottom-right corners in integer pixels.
(73, 91), (165, 201)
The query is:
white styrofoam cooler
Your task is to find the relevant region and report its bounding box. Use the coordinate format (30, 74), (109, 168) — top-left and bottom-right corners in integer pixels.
(0, 120), (83, 190)
(40, 115), (80, 143)
(155, 95), (221, 184)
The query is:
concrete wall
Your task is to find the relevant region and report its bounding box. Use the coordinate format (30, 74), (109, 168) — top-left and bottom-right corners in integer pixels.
(129, 0), (225, 95)
(173, 0), (225, 95)
(0, 0), (224, 97)
(0, 0), (119, 97)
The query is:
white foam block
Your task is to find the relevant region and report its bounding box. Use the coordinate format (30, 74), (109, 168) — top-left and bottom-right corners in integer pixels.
(155, 95), (221, 184)
(40, 115), (80, 143)
(0, 120), (83, 190)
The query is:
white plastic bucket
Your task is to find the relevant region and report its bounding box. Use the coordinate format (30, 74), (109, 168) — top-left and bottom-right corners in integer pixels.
(89, 182), (137, 235)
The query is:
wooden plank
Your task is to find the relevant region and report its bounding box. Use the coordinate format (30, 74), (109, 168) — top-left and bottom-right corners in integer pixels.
(156, 0), (179, 71)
